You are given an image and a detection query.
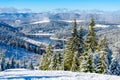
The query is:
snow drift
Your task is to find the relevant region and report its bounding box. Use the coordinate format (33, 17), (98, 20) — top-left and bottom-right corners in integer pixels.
(0, 69), (120, 80)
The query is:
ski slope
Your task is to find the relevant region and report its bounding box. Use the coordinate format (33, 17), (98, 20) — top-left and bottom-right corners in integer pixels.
(0, 69), (120, 80)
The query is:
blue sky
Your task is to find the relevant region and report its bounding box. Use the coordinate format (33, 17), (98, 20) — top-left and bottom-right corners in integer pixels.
(0, 0), (120, 11)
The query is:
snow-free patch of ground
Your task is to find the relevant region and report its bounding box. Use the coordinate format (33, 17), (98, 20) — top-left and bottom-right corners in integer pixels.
(0, 69), (120, 80)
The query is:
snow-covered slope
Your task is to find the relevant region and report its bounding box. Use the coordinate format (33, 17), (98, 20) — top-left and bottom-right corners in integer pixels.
(95, 24), (109, 28)
(0, 69), (120, 80)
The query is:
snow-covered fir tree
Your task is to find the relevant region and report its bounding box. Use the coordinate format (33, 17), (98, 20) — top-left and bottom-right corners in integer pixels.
(77, 25), (84, 55)
(0, 53), (5, 71)
(64, 38), (74, 70)
(96, 36), (112, 73)
(109, 49), (120, 75)
(79, 49), (94, 73)
(39, 44), (52, 70)
(10, 56), (15, 68)
(84, 18), (97, 52)
(94, 53), (106, 74)
(27, 61), (34, 70)
(71, 52), (79, 72)
(49, 52), (57, 70)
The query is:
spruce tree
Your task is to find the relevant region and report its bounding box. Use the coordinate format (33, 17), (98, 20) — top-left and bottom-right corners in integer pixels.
(15, 61), (19, 68)
(0, 53), (5, 71)
(84, 18), (97, 52)
(109, 59), (120, 75)
(56, 53), (63, 70)
(109, 49), (120, 75)
(6, 61), (10, 69)
(71, 52), (79, 72)
(79, 51), (89, 72)
(71, 19), (77, 38)
(64, 19), (79, 71)
(19, 60), (26, 68)
(79, 19), (96, 73)
(80, 49), (94, 73)
(10, 56), (15, 68)
(49, 52), (57, 70)
(64, 38), (74, 70)
(27, 61), (34, 70)
(39, 44), (52, 70)
(77, 25), (84, 55)
(71, 19), (78, 53)
(49, 52), (63, 70)
(95, 53), (106, 74)
(97, 36), (112, 71)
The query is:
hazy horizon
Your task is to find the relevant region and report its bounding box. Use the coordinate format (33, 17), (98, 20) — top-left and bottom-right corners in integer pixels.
(0, 0), (120, 12)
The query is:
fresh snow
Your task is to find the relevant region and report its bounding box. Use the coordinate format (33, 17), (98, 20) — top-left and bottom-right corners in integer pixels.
(0, 69), (120, 80)
(31, 20), (50, 24)
(31, 17), (50, 24)
(59, 20), (84, 23)
(21, 37), (48, 46)
(117, 25), (120, 28)
(95, 24), (109, 28)
(31, 20), (84, 24)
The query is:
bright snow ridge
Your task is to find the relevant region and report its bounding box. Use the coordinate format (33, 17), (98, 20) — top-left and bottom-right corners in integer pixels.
(0, 69), (120, 80)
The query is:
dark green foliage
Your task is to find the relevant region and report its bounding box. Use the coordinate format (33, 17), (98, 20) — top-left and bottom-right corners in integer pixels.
(84, 18), (97, 52)
(80, 50), (94, 73)
(39, 19), (111, 74)
(77, 25), (84, 55)
(95, 54), (106, 74)
(39, 44), (52, 70)
(49, 52), (63, 70)
(71, 52), (79, 72)
(97, 36), (112, 70)
(72, 19), (77, 38)
(63, 48), (74, 70)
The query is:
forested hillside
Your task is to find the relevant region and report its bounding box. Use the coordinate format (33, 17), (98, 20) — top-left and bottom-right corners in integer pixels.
(39, 19), (120, 76)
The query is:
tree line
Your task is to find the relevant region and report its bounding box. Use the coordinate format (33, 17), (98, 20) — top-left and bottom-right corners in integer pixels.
(39, 19), (120, 75)
(0, 52), (34, 71)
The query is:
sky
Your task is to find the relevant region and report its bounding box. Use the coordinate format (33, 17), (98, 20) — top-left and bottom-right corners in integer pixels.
(0, 0), (120, 11)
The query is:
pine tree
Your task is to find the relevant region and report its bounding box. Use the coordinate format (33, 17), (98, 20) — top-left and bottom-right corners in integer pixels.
(19, 60), (26, 68)
(88, 51), (94, 73)
(15, 61), (20, 68)
(64, 38), (74, 70)
(56, 53), (63, 70)
(71, 19), (77, 38)
(0, 53), (5, 71)
(84, 18), (97, 52)
(79, 50), (94, 73)
(79, 19), (96, 73)
(71, 19), (78, 53)
(77, 25), (84, 55)
(71, 52), (79, 72)
(109, 49), (120, 75)
(27, 61), (34, 70)
(49, 52), (63, 70)
(97, 36), (112, 71)
(39, 44), (52, 70)
(5, 61), (10, 69)
(10, 56), (15, 68)
(49, 52), (57, 70)
(95, 53), (106, 74)
(109, 59), (120, 75)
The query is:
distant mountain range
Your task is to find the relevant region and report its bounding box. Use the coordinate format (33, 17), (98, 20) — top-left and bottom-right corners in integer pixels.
(1, 8), (120, 26)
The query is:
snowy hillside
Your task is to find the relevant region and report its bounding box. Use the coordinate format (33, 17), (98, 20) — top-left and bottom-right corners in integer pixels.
(0, 69), (120, 80)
